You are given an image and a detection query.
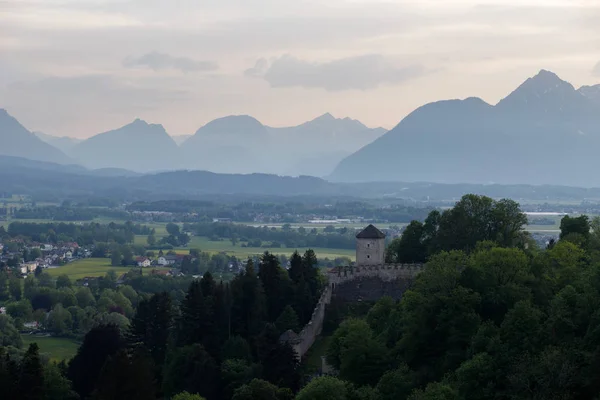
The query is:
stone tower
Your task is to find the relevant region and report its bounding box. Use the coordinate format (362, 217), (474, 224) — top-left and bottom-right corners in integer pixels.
(355, 224), (386, 266)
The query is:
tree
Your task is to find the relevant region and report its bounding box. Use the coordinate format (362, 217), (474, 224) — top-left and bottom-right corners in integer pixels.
(256, 324), (300, 391)
(147, 234), (157, 247)
(75, 287), (96, 308)
(166, 223), (181, 236)
(37, 272), (54, 288)
(275, 305), (299, 334)
(177, 280), (219, 357)
(92, 348), (157, 400)
(68, 324), (124, 399)
(0, 315), (22, 348)
(295, 376), (348, 400)
(408, 382), (460, 400)
(47, 304), (73, 336)
(231, 379), (293, 400)
(462, 247), (531, 323)
(386, 221), (427, 263)
(43, 362), (79, 400)
(8, 276), (21, 300)
(19, 343), (45, 400)
(222, 336), (253, 362)
(431, 195), (527, 254)
(560, 215), (590, 242)
(56, 274), (72, 289)
(111, 250), (122, 266)
(6, 299), (33, 323)
(172, 393), (206, 400)
(376, 364), (416, 400)
(221, 359), (260, 399)
(162, 344), (219, 400)
(259, 252), (289, 322)
(230, 260), (267, 339)
(128, 292), (172, 368)
(0, 272), (9, 301)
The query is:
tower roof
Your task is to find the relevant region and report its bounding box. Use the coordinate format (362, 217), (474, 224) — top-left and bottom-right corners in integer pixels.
(356, 224), (386, 239)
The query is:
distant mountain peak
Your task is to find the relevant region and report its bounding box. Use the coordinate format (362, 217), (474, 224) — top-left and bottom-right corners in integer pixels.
(314, 112), (335, 121)
(131, 118), (149, 126)
(529, 69), (573, 89)
(496, 69), (580, 111)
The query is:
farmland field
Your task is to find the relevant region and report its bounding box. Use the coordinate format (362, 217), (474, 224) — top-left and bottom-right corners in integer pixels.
(21, 335), (80, 362)
(134, 234), (355, 260)
(46, 258), (169, 280)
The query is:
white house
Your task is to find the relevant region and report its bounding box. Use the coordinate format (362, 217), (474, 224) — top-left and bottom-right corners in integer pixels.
(136, 257), (152, 267)
(157, 256), (168, 266)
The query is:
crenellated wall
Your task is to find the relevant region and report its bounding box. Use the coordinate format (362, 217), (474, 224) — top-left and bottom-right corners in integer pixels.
(289, 263), (424, 359)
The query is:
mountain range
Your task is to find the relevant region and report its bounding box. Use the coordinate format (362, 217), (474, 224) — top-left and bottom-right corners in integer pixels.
(0, 111), (385, 176)
(330, 70), (600, 186)
(3, 69), (600, 186)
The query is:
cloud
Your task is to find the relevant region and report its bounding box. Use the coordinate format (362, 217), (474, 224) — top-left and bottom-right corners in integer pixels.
(245, 54), (426, 91)
(593, 61), (600, 77)
(123, 52), (218, 73)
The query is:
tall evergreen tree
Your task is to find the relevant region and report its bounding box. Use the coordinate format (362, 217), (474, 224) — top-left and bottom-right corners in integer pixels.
(230, 260), (267, 339)
(162, 344), (219, 400)
(68, 324), (124, 399)
(256, 323), (300, 391)
(19, 343), (45, 400)
(92, 348), (157, 400)
(0, 349), (19, 400)
(178, 280), (219, 357)
(128, 291), (173, 368)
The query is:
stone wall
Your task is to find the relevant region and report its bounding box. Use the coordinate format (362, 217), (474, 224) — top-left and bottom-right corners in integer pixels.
(291, 283), (332, 359)
(289, 263), (423, 359)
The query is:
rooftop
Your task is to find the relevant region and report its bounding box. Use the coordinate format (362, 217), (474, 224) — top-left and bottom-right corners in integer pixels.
(356, 224), (386, 239)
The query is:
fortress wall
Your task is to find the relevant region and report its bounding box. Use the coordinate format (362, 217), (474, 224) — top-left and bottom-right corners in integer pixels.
(291, 263), (423, 359)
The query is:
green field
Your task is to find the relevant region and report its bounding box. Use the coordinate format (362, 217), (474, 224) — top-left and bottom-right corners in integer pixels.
(135, 235), (355, 260)
(21, 335), (80, 362)
(46, 258), (169, 280)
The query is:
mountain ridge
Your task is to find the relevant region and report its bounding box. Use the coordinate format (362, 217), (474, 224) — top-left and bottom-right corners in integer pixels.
(330, 69), (600, 186)
(0, 109), (70, 164)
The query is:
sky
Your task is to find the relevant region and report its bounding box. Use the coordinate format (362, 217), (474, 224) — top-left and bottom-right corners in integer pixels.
(1, 0), (599, 138)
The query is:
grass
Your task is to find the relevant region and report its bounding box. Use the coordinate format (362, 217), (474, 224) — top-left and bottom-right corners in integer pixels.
(46, 258), (169, 280)
(21, 335), (80, 362)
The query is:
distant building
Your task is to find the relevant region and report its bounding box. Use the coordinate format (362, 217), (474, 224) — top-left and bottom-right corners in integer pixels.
(135, 257), (151, 267)
(355, 224), (386, 266)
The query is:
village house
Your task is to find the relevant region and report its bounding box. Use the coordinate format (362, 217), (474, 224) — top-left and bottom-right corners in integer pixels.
(157, 256), (168, 266)
(135, 256), (152, 267)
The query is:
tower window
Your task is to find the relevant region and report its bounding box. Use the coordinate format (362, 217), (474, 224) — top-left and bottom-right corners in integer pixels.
(367, 255), (371, 259)
(367, 243), (371, 248)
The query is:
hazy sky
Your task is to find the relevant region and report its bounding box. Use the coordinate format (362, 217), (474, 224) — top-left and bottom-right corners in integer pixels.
(1, 0), (599, 137)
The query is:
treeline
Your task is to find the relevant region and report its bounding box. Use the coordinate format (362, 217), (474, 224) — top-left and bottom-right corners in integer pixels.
(14, 206), (129, 222)
(129, 200), (431, 223)
(0, 250), (323, 400)
(5, 221), (154, 245)
(184, 222), (356, 250)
